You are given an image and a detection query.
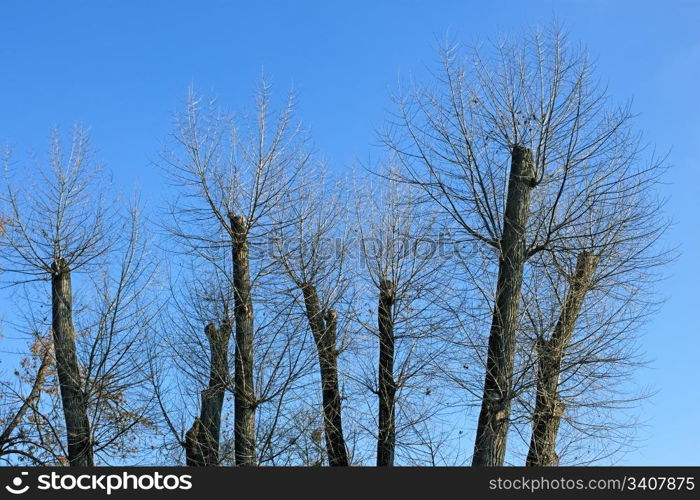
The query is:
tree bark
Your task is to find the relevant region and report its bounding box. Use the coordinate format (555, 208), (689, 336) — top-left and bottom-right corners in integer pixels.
(526, 252), (598, 466)
(376, 278), (396, 466)
(300, 282), (349, 466)
(51, 258), (93, 466)
(185, 418), (204, 466)
(230, 215), (257, 466)
(472, 145), (535, 466)
(185, 320), (231, 466)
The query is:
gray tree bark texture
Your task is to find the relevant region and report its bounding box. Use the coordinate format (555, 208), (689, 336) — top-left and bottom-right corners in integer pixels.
(230, 215), (257, 466)
(526, 252), (599, 466)
(185, 320), (231, 466)
(472, 146), (535, 466)
(300, 282), (349, 466)
(51, 258), (93, 466)
(376, 278), (396, 466)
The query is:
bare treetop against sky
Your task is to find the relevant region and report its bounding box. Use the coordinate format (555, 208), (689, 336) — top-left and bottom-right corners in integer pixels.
(0, 0), (698, 466)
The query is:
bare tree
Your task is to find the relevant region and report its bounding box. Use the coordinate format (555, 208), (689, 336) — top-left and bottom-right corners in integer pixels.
(0, 130), (108, 465)
(147, 237), (313, 467)
(272, 169), (351, 466)
(161, 82), (309, 465)
(1, 130), (157, 465)
(518, 171), (669, 465)
(384, 26), (669, 465)
(352, 166), (457, 466)
(525, 251), (598, 465)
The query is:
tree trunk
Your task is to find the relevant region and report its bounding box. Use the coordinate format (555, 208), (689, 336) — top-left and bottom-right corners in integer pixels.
(185, 418), (204, 466)
(0, 352), (49, 450)
(185, 320), (231, 466)
(472, 145), (535, 466)
(526, 252), (598, 466)
(300, 282), (349, 466)
(230, 215), (256, 466)
(51, 258), (93, 466)
(376, 278), (396, 466)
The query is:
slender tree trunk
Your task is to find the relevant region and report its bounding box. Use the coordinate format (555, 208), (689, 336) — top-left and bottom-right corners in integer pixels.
(300, 282), (349, 466)
(472, 145), (535, 466)
(526, 252), (598, 466)
(185, 320), (231, 466)
(230, 215), (256, 466)
(51, 258), (93, 466)
(0, 352), (49, 449)
(376, 278), (396, 466)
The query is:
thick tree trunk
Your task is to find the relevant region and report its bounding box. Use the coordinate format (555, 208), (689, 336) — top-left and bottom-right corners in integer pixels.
(526, 252), (598, 466)
(472, 146), (535, 466)
(185, 418), (204, 466)
(376, 279), (396, 466)
(230, 215), (256, 466)
(51, 258), (93, 466)
(185, 320), (231, 466)
(300, 282), (349, 466)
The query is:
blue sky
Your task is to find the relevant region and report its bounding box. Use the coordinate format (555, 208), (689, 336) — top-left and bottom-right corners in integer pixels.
(1, 0), (698, 465)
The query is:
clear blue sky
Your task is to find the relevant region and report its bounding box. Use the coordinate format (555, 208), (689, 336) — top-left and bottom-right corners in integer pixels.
(0, 0), (698, 465)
